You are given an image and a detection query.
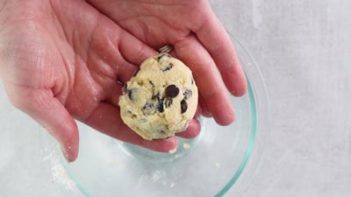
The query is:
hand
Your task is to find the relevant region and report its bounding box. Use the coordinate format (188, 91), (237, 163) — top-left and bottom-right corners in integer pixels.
(0, 0), (198, 162)
(87, 0), (247, 125)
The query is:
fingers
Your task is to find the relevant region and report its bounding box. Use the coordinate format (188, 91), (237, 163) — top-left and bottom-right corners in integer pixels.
(194, 105), (202, 118)
(176, 119), (201, 139)
(119, 31), (158, 66)
(86, 20), (138, 84)
(4, 84), (79, 162)
(195, 11), (247, 96)
(83, 102), (177, 152)
(85, 12), (155, 84)
(174, 36), (235, 125)
(176, 105), (201, 138)
(199, 94), (212, 117)
(105, 83), (123, 106)
(116, 61), (138, 83)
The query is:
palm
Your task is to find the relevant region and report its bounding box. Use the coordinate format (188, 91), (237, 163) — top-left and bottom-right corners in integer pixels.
(0, 0), (178, 161)
(89, 0), (248, 125)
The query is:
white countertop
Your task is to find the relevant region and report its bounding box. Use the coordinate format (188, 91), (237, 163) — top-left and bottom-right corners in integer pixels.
(1, 0), (350, 196)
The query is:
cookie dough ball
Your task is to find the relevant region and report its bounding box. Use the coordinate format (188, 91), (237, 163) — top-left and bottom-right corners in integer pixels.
(119, 54), (198, 140)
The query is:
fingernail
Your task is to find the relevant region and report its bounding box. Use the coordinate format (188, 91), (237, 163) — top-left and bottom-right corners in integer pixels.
(61, 145), (73, 162)
(168, 147), (177, 154)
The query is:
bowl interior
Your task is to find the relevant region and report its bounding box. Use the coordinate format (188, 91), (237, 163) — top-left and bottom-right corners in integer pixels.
(40, 39), (265, 197)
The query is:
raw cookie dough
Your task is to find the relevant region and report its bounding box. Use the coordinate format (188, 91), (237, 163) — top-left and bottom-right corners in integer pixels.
(119, 53), (198, 140)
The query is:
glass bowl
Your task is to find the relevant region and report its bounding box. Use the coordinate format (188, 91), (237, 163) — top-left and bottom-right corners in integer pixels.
(40, 38), (269, 197)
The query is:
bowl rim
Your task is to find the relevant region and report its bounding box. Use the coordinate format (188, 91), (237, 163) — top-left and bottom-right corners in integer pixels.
(216, 36), (271, 196)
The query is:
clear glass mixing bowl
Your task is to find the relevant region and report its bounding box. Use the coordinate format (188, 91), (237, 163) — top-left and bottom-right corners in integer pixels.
(40, 38), (269, 197)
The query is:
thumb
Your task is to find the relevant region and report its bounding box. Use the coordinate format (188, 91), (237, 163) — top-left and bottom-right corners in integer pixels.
(4, 83), (79, 162)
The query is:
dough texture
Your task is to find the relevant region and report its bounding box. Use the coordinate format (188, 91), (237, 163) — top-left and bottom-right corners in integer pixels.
(119, 54), (198, 140)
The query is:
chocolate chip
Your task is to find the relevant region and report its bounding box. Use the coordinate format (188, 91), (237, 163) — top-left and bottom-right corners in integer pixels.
(165, 85), (179, 98)
(137, 80), (144, 86)
(148, 80), (155, 87)
(143, 102), (154, 110)
(156, 54), (164, 61)
(191, 79), (194, 84)
(127, 88), (137, 101)
(152, 92), (159, 100)
(164, 98), (173, 108)
(128, 90), (133, 100)
(161, 63), (173, 72)
(183, 89), (192, 99)
(181, 99), (187, 113)
(142, 102), (156, 115)
(123, 84), (128, 93)
(152, 93), (164, 112)
(158, 99), (164, 113)
(156, 53), (170, 62)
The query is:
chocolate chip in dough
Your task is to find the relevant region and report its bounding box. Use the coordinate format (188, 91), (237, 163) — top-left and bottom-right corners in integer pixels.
(152, 92), (159, 100)
(164, 98), (173, 108)
(158, 99), (164, 113)
(128, 91), (132, 100)
(165, 85), (179, 98)
(161, 63), (173, 72)
(142, 102), (156, 115)
(156, 53), (170, 62)
(127, 89), (133, 100)
(137, 80), (144, 86)
(181, 99), (188, 113)
(143, 102), (154, 110)
(148, 80), (155, 87)
(183, 89), (192, 99)
(127, 88), (139, 101)
(123, 84), (128, 93)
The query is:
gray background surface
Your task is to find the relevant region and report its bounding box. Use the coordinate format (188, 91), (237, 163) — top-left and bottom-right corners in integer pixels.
(215, 0), (351, 196)
(1, 0), (351, 196)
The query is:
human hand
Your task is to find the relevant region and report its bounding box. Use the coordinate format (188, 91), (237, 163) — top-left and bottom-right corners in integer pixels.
(0, 0), (198, 162)
(87, 0), (247, 125)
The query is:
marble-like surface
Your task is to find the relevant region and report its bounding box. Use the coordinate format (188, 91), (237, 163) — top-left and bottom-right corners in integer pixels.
(1, 0), (351, 196)
(212, 0), (351, 196)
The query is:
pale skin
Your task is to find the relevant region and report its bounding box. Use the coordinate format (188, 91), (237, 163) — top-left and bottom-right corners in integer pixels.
(0, 0), (247, 162)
